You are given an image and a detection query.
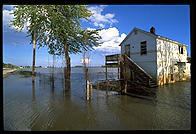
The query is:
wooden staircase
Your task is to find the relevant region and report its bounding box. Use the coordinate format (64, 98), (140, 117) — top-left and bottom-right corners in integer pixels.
(105, 54), (158, 98)
(120, 54), (158, 88)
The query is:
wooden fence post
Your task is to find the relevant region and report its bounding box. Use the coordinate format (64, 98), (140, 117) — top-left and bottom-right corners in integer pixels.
(105, 56), (108, 80)
(120, 55), (125, 95)
(124, 55), (127, 94)
(87, 80), (92, 101)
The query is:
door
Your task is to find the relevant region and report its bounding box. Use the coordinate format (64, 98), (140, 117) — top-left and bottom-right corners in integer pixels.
(125, 44), (130, 58)
(130, 70), (134, 81)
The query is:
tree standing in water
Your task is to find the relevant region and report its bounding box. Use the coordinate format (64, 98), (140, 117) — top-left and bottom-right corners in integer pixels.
(10, 5), (101, 86)
(40, 5), (101, 89)
(10, 5), (50, 82)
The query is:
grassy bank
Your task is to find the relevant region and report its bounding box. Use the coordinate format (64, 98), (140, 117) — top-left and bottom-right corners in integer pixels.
(3, 68), (37, 78)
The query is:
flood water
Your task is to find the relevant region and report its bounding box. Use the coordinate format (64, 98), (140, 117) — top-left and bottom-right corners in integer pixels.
(3, 67), (191, 130)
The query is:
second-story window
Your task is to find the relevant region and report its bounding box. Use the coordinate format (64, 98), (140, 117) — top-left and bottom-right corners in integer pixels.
(179, 46), (184, 54)
(181, 47), (184, 54)
(141, 41), (147, 55)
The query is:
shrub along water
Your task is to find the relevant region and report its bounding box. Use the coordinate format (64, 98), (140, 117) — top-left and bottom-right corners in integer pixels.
(15, 69), (37, 77)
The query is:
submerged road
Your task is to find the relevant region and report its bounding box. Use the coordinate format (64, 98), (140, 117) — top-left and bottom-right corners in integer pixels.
(3, 68), (18, 78)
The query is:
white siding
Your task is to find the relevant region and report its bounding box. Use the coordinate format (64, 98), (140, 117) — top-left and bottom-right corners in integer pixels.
(156, 38), (188, 79)
(121, 30), (157, 79)
(120, 28), (190, 84)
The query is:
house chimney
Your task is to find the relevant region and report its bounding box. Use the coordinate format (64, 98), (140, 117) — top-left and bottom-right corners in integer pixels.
(150, 27), (155, 34)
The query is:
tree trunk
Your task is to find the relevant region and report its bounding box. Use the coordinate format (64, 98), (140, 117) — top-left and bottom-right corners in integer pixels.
(64, 40), (71, 90)
(32, 31), (36, 82)
(83, 50), (88, 82)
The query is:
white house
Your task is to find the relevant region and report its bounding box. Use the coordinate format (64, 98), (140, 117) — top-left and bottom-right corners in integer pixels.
(120, 27), (190, 85)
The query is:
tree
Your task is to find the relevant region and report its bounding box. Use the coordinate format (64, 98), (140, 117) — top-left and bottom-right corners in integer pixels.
(38, 5), (101, 89)
(10, 5), (101, 86)
(10, 5), (49, 82)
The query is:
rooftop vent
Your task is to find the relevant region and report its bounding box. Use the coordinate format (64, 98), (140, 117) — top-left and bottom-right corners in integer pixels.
(150, 27), (155, 34)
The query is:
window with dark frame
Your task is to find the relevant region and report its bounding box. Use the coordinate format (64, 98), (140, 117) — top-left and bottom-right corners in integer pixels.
(179, 46), (181, 54)
(179, 46), (184, 54)
(130, 70), (134, 81)
(171, 74), (174, 81)
(140, 41), (147, 55)
(181, 47), (183, 54)
(125, 44), (130, 57)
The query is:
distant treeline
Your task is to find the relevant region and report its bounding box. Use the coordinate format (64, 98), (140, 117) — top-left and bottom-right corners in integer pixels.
(73, 65), (83, 68)
(22, 66), (42, 68)
(3, 63), (19, 69)
(3, 63), (43, 69)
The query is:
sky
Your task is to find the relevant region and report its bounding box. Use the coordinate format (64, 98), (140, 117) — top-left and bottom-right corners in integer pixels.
(3, 5), (190, 67)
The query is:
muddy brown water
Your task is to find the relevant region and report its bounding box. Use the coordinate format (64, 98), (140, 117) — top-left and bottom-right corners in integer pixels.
(3, 67), (191, 130)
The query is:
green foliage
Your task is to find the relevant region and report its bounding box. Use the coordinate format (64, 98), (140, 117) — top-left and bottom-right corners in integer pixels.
(39, 5), (102, 55)
(15, 70), (35, 77)
(9, 5), (102, 70)
(3, 63), (19, 68)
(10, 5), (49, 44)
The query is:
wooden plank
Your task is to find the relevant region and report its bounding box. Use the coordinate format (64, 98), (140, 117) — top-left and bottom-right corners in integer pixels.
(105, 57), (108, 80)
(120, 61), (124, 94)
(105, 63), (118, 66)
(106, 54), (120, 61)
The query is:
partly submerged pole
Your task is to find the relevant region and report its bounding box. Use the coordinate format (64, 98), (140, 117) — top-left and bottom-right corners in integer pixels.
(105, 56), (108, 80)
(117, 55), (120, 79)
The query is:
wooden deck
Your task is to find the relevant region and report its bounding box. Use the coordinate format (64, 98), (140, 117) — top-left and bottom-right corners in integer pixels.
(104, 54), (158, 99)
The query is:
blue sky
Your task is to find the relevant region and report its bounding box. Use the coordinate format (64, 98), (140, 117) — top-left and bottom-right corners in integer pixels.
(3, 5), (190, 67)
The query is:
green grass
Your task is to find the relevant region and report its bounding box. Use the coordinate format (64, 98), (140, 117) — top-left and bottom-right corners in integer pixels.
(15, 70), (36, 77)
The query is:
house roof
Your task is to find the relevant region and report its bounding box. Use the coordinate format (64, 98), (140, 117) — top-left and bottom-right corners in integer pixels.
(119, 27), (187, 46)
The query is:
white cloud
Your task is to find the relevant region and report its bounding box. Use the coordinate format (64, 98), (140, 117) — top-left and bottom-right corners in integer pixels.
(93, 22), (105, 28)
(93, 27), (127, 54)
(3, 9), (14, 27)
(88, 5), (118, 28)
(3, 8), (29, 32)
(98, 27), (119, 42)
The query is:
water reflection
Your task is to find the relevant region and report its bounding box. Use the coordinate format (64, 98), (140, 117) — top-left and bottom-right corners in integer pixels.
(50, 71), (55, 95)
(64, 67), (70, 91)
(3, 68), (191, 130)
(32, 81), (36, 101)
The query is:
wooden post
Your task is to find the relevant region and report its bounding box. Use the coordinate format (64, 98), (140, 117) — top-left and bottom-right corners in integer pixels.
(86, 80), (92, 101)
(117, 55), (120, 79)
(105, 56), (108, 80)
(120, 55), (124, 95)
(124, 80), (127, 94)
(106, 80), (108, 96)
(87, 80), (89, 100)
(123, 55), (127, 94)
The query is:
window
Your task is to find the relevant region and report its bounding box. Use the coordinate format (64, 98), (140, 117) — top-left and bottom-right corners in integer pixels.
(181, 47), (183, 54)
(179, 46), (183, 54)
(130, 70), (134, 81)
(125, 44), (130, 57)
(140, 41), (147, 55)
(171, 74), (174, 81)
